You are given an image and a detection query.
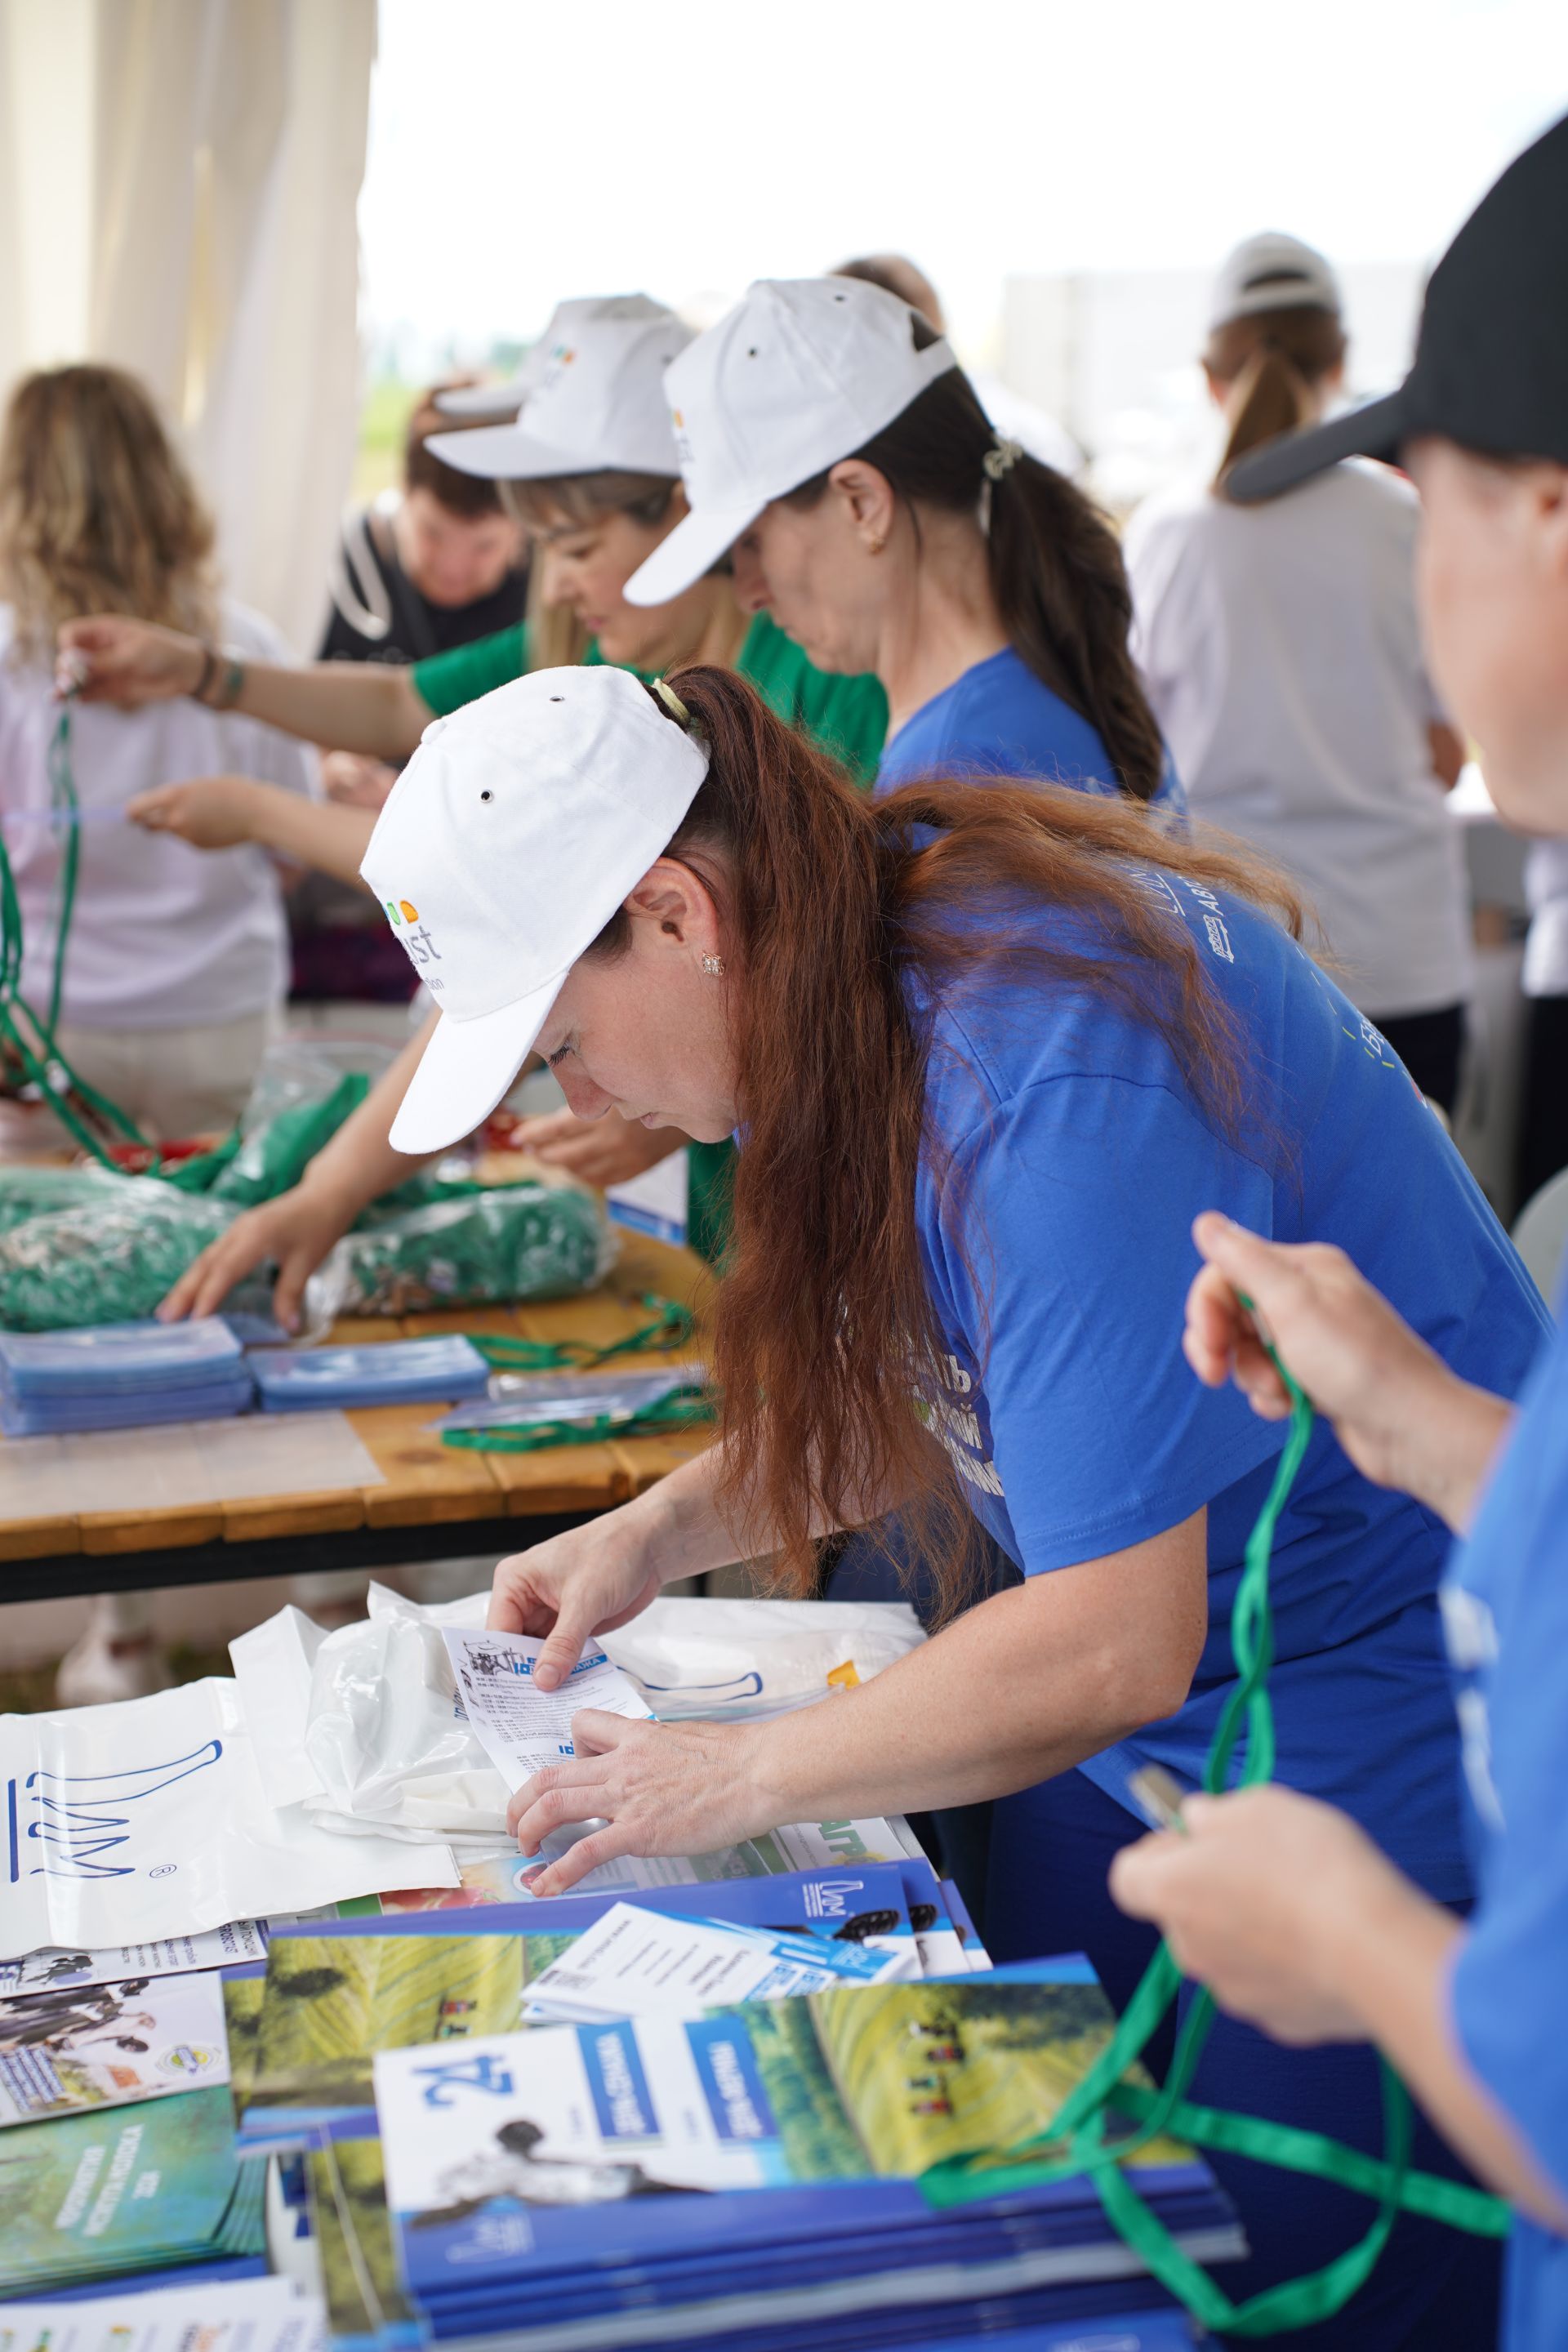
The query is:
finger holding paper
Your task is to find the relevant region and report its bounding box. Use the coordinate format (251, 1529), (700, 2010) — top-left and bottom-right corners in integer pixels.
(510, 1713), (772, 1898)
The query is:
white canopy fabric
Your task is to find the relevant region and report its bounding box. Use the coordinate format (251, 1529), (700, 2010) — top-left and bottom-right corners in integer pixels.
(0, 0), (376, 651)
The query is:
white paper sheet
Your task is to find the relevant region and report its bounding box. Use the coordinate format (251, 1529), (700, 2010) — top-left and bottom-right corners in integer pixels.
(2, 1411), (385, 1522)
(0, 2279), (323, 2352)
(443, 1629), (653, 1793)
(1, 1679), (457, 1956)
(522, 1899), (894, 2023)
(0, 1920), (268, 1993)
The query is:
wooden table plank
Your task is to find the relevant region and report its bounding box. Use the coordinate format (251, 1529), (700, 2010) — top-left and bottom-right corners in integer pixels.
(0, 1236), (715, 1572)
(79, 1502), (227, 1555)
(353, 1404), (510, 1530)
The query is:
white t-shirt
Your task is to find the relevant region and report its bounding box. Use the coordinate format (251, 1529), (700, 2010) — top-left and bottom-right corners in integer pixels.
(1523, 839), (1568, 1000)
(0, 600), (317, 1030)
(1125, 461), (1472, 1020)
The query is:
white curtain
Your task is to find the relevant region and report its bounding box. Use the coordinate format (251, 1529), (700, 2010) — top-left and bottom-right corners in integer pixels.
(0, 0), (376, 650)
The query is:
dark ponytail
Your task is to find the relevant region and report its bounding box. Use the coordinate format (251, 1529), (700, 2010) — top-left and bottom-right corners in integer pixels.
(782, 322), (1166, 804)
(1205, 306), (1347, 492)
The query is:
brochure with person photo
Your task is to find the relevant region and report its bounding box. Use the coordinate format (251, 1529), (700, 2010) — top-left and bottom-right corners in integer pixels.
(0, 1969), (229, 2127)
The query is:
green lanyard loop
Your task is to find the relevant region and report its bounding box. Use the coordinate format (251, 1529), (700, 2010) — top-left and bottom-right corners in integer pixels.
(0, 705), (151, 1167)
(920, 1304), (1509, 2333)
(441, 1386), (715, 1454)
(466, 1292), (697, 1374)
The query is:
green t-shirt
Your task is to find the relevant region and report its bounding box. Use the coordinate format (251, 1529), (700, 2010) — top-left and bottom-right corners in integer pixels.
(410, 615), (887, 1261)
(412, 612), (887, 785)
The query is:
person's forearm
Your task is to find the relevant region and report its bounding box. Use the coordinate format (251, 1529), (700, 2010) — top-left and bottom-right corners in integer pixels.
(168, 634), (429, 760)
(239, 783), (378, 887)
(746, 1548), (1196, 1824)
(1406, 1374), (1516, 1532)
(1332, 1895), (1568, 2230)
(299, 1009), (443, 1216)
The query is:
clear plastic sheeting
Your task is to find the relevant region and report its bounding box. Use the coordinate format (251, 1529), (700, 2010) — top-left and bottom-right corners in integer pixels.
(229, 1584), (929, 1854)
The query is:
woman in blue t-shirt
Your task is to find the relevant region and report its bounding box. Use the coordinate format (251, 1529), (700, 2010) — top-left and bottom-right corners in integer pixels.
(1111, 115), (1568, 2352)
(624, 274), (1184, 813)
(388, 656), (1545, 2344)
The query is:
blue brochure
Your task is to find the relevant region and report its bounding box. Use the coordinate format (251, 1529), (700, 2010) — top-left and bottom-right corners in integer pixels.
(249, 1335), (490, 1411)
(0, 1316), (244, 1396)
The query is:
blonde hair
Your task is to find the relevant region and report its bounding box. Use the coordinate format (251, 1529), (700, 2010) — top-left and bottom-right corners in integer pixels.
(0, 365), (218, 664)
(503, 470), (680, 671)
(1205, 307), (1348, 493)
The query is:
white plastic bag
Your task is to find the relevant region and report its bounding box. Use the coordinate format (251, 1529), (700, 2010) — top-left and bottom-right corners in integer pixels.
(0, 1679), (458, 1958)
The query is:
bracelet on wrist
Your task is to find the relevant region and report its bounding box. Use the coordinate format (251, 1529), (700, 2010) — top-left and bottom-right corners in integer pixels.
(215, 655), (246, 711)
(192, 643), (218, 704)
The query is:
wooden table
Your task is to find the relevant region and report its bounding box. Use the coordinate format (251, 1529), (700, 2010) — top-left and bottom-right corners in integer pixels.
(0, 1234), (715, 1604)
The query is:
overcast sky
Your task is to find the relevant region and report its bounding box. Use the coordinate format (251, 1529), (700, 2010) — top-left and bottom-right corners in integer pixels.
(359, 0), (1568, 367)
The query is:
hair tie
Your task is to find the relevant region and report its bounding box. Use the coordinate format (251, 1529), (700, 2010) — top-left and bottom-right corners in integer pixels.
(982, 435), (1022, 482)
(651, 676), (690, 726)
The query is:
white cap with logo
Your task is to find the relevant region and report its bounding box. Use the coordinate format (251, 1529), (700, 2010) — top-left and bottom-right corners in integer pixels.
(1208, 234), (1342, 333)
(430, 298), (612, 425)
(623, 277), (956, 608)
(426, 296), (693, 483)
(361, 666), (710, 1155)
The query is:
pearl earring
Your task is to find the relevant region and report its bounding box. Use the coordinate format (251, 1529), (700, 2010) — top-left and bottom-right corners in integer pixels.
(701, 954), (726, 977)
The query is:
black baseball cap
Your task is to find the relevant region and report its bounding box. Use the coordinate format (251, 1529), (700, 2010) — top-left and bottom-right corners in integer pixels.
(1227, 112), (1568, 503)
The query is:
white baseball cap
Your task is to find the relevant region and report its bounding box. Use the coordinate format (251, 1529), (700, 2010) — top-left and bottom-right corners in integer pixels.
(430, 299), (612, 424)
(361, 666), (710, 1155)
(623, 277), (956, 608)
(426, 296), (692, 482)
(1209, 234), (1342, 333)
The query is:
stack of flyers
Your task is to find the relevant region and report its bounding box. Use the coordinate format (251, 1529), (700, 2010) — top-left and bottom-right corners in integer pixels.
(442, 1628), (653, 1791)
(0, 2087), (268, 2297)
(0, 2278), (324, 2352)
(0, 1319), (252, 1436)
(236, 1864), (929, 2152)
(518, 1900), (897, 2025)
(249, 1338), (490, 1414)
(0, 1969), (229, 2127)
(369, 1961), (1242, 2351)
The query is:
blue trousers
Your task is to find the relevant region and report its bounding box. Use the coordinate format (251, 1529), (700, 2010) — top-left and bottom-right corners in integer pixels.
(987, 1769), (1501, 2352)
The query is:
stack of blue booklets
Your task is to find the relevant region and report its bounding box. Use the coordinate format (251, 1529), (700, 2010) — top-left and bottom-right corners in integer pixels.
(278, 1849), (1239, 2352)
(0, 1317), (254, 1436)
(248, 1335), (491, 1412)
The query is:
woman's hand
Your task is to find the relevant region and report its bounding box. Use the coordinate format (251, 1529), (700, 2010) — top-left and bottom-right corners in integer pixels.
(1184, 1212), (1512, 1528)
(487, 1514), (666, 1688)
(1110, 1784), (1422, 2045)
(58, 617), (205, 708)
(322, 751), (399, 813)
(507, 1713), (777, 1896)
(158, 1183), (357, 1330)
(127, 777), (266, 850)
(504, 1107), (687, 1190)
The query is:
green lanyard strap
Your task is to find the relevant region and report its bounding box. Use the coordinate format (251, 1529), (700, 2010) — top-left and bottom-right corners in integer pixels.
(466, 1292), (697, 1374)
(0, 706), (151, 1168)
(441, 1387), (715, 1454)
(920, 1315), (1509, 2335)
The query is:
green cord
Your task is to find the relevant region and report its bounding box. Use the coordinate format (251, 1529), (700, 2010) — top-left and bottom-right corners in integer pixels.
(441, 1386), (715, 1454)
(0, 704), (150, 1166)
(465, 1292), (697, 1374)
(921, 1306), (1509, 2335)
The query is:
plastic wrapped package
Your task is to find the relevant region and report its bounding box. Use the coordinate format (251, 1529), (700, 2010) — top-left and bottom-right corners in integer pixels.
(0, 1180), (236, 1331)
(228, 1584), (929, 1851)
(304, 1182), (617, 1321)
(0, 1162), (129, 1239)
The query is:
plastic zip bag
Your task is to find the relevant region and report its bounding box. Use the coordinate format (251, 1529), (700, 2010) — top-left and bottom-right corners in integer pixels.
(303, 1183), (617, 1322)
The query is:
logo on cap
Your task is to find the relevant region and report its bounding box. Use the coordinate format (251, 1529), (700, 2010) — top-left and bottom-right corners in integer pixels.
(383, 898), (444, 986)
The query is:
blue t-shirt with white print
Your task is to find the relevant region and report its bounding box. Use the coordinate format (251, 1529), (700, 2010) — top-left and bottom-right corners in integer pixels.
(1445, 1282), (1568, 2352)
(911, 862), (1547, 1911)
(876, 644), (1187, 814)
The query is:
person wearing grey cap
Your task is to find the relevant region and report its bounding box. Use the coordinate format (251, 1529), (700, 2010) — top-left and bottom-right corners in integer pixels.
(1125, 234), (1472, 1112)
(1112, 112), (1568, 2352)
